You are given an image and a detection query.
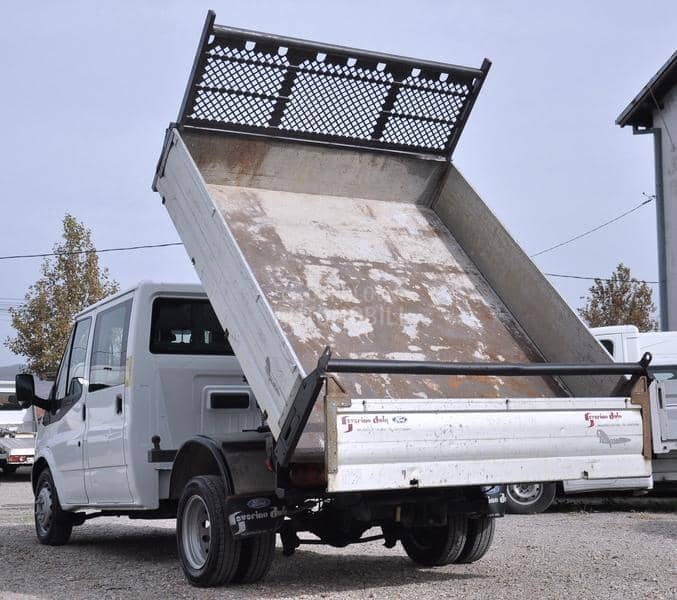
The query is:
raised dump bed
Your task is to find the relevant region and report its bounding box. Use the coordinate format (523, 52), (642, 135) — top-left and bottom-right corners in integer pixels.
(154, 14), (650, 491)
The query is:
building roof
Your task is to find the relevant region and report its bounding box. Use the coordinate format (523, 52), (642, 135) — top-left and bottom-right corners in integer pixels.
(616, 50), (677, 128)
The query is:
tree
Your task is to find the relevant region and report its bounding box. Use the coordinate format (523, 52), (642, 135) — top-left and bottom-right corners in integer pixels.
(578, 263), (657, 332)
(5, 214), (119, 377)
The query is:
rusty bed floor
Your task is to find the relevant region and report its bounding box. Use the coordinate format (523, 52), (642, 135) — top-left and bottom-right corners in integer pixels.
(208, 183), (566, 404)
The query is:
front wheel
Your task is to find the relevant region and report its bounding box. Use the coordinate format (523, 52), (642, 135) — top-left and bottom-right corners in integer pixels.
(177, 475), (242, 587)
(34, 469), (73, 545)
(505, 482), (557, 514)
(401, 514), (468, 566)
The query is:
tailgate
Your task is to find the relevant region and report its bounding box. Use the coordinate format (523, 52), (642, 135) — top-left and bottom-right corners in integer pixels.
(325, 393), (651, 493)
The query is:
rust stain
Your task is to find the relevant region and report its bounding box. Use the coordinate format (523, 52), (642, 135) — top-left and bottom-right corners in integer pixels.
(209, 183), (566, 403)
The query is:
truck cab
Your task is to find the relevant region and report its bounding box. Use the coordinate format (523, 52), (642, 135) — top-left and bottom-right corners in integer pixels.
(28, 282), (266, 510)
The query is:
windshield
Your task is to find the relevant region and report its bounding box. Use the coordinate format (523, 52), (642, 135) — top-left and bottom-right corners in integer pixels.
(648, 366), (677, 381)
(0, 391), (26, 427)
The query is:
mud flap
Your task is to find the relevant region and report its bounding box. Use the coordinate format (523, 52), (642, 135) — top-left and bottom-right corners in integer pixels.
(483, 485), (507, 517)
(225, 494), (286, 539)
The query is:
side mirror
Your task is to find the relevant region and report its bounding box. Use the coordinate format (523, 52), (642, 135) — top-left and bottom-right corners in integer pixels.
(15, 374), (52, 412)
(15, 374), (35, 409)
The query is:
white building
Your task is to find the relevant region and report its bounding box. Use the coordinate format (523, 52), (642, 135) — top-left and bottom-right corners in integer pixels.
(617, 51), (677, 330)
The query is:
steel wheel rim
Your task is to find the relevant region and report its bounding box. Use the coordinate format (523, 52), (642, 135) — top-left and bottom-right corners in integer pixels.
(35, 484), (53, 535)
(507, 483), (543, 505)
(182, 495), (212, 570)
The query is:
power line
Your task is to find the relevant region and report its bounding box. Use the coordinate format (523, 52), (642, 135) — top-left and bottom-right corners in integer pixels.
(0, 242), (183, 261)
(545, 272), (658, 285)
(0, 239), (659, 292)
(530, 194), (654, 258)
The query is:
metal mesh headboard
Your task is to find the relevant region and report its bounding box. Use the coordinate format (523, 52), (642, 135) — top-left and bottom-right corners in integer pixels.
(178, 11), (490, 160)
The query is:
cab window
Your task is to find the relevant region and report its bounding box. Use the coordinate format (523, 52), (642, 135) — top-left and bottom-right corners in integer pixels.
(600, 339), (614, 357)
(149, 298), (233, 356)
(42, 318), (91, 425)
(89, 300), (132, 392)
(53, 318), (91, 400)
(53, 331), (74, 400)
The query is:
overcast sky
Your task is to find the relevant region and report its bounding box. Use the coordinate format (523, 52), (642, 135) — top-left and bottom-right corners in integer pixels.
(0, 0), (675, 366)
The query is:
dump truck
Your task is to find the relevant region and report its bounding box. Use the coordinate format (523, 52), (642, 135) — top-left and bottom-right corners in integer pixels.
(16, 12), (655, 588)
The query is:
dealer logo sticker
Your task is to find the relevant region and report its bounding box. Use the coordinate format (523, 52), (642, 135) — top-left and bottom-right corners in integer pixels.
(392, 416), (408, 424)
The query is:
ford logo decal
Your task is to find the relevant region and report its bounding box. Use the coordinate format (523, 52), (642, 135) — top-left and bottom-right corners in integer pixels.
(247, 497), (271, 509)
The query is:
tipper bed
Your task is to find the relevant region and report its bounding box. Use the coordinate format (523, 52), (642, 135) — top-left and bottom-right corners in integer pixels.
(154, 13), (650, 489)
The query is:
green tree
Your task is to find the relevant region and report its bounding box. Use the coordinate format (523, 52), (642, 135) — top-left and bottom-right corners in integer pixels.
(5, 214), (119, 377)
(578, 263), (657, 332)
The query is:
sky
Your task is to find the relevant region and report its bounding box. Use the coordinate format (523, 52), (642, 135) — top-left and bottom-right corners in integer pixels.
(0, 0), (675, 366)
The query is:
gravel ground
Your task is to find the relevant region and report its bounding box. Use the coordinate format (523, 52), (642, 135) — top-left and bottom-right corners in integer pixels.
(0, 472), (675, 600)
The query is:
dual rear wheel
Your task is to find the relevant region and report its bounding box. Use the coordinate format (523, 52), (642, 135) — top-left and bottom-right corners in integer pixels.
(401, 514), (495, 566)
(176, 475), (275, 587)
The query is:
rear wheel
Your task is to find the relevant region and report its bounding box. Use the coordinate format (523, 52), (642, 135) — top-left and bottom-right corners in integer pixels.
(1, 465), (18, 475)
(34, 469), (73, 545)
(233, 532), (276, 583)
(455, 516), (495, 563)
(401, 514), (468, 566)
(177, 475), (241, 587)
(505, 482), (557, 514)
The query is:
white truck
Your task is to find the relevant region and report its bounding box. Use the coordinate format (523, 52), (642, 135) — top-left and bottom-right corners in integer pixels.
(15, 12), (657, 588)
(593, 325), (677, 365)
(504, 326), (677, 513)
(0, 381), (36, 475)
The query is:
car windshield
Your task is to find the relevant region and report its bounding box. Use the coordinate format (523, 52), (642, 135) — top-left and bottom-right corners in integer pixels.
(0, 391), (20, 411)
(648, 366), (677, 381)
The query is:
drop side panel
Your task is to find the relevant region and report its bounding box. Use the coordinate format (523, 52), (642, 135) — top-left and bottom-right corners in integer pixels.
(155, 130), (303, 437)
(434, 167), (621, 397)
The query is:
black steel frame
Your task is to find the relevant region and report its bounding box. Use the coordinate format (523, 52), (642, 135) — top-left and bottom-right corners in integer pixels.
(177, 11), (490, 160)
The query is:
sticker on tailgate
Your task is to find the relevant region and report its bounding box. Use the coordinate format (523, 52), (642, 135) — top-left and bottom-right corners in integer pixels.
(341, 414), (410, 434)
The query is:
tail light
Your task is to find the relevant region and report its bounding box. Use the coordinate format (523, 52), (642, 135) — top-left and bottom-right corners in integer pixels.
(8, 455), (29, 463)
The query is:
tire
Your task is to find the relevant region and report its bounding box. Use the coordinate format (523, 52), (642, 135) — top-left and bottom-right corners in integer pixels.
(505, 482), (557, 514)
(34, 468), (73, 545)
(401, 514), (468, 566)
(2, 465), (18, 475)
(455, 516), (495, 564)
(177, 475), (241, 587)
(233, 532), (276, 583)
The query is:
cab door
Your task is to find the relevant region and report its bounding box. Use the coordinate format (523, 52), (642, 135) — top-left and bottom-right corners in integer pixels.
(84, 298), (134, 504)
(44, 317), (92, 505)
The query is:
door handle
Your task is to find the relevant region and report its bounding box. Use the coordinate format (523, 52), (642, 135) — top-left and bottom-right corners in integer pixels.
(116, 393), (123, 414)
(82, 403), (86, 421)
